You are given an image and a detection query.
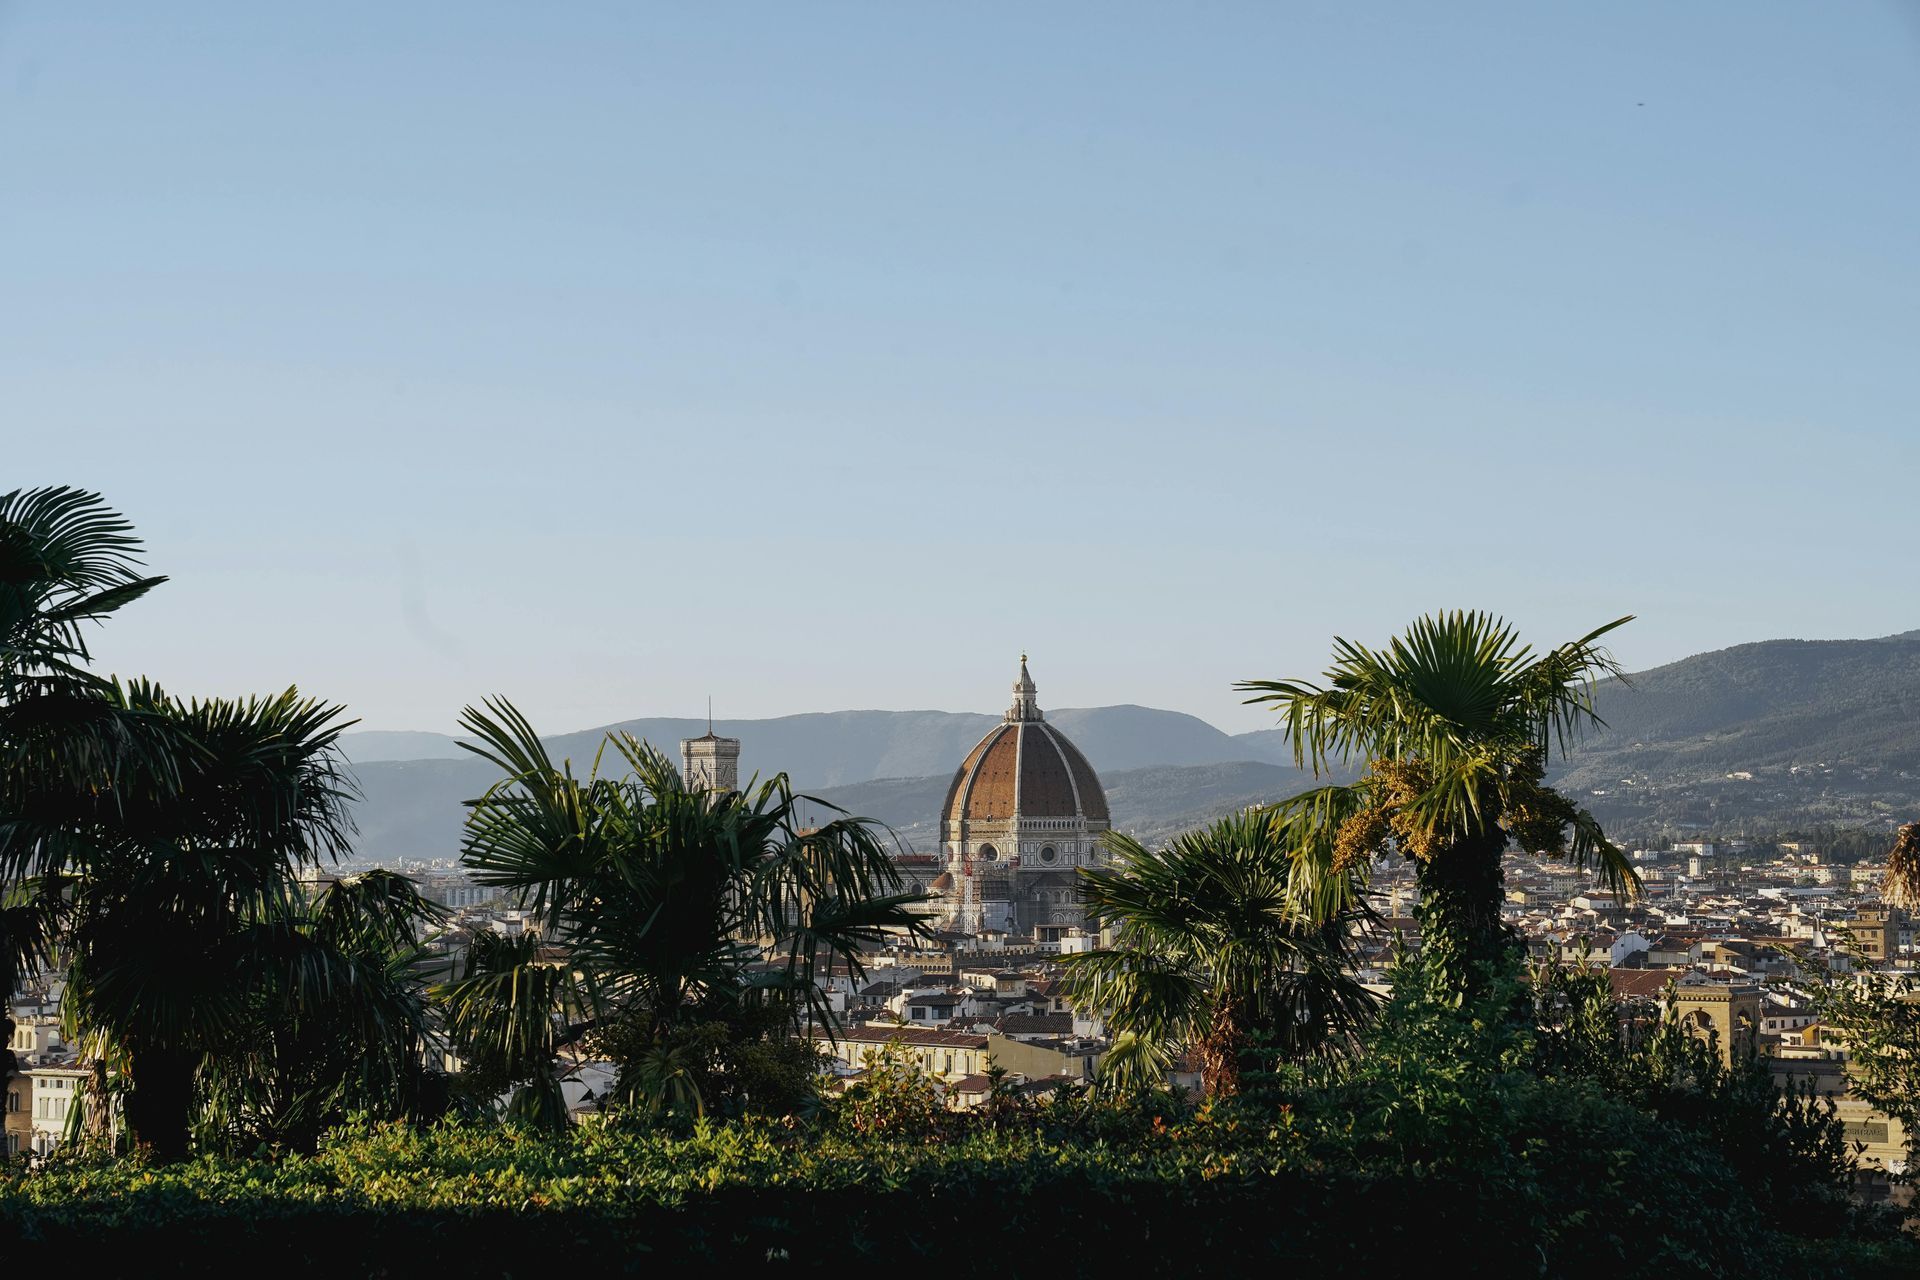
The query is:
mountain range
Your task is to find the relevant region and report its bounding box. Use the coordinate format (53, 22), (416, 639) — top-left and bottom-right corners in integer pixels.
(1555, 630), (1920, 832)
(339, 704), (1276, 782)
(339, 630), (1920, 862)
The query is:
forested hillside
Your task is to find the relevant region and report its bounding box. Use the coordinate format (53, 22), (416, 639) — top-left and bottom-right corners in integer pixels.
(1557, 631), (1920, 832)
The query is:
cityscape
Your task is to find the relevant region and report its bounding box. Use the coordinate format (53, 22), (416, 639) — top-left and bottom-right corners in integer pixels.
(6, 4), (1920, 1275)
(14, 644), (1914, 1211)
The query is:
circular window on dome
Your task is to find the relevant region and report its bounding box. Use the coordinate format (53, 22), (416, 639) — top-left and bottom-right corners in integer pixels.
(978, 844), (998, 861)
(1039, 846), (1057, 864)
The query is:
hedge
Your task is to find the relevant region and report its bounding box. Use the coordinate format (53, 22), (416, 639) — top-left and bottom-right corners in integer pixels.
(4, 1083), (1915, 1278)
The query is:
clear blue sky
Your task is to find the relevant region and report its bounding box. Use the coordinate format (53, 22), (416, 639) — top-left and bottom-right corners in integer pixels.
(6, 3), (1917, 735)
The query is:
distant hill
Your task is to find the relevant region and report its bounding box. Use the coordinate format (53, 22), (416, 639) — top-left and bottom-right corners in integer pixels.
(337, 731), (477, 764)
(346, 755), (1340, 863)
(1579, 631), (1920, 763)
(340, 704), (1276, 861)
(347, 757), (495, 862)
(338, 629), (1920, 863)
(1232, 728), (1297, 765)
(1556, 630), (1920, 832)
(1099, 760), (1349, 845)
(342, 705), (1271, 784)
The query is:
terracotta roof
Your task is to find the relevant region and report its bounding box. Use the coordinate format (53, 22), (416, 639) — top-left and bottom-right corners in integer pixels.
(1046, 725), (1111, 823)
(943, 724), (1018, 822)
(813, 1025), (989, 1049)
(1608, 969), (1676, 999)
(1019, 725), (1080, 817)
(942, 722), (1110, 827)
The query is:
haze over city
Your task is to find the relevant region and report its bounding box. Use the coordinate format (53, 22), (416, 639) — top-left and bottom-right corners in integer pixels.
(7, 3), (1919, 734)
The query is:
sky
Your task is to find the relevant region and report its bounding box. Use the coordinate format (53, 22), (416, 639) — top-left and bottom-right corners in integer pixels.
(5, 3), (1918, 736)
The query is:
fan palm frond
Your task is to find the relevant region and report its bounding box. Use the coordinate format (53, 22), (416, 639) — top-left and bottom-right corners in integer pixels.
(1063, 811), (1375, 1097)
(443, 700), (931, 1125)
(1237, 611), (1636, 992)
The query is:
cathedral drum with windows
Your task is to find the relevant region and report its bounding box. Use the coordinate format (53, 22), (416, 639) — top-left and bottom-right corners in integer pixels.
(935, 657), (1111, 937)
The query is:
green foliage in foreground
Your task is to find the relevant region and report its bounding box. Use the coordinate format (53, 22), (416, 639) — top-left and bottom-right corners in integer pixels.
(4, 1067), (1913, 1279)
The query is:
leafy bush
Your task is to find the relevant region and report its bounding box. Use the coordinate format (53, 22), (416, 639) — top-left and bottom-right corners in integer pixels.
(5, 1067), (1913, 1278)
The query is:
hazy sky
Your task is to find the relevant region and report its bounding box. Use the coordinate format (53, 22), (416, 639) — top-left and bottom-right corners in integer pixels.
(6, 4), (1918, 736)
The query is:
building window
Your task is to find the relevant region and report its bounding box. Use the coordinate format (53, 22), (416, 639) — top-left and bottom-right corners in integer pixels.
(978, 845), (998, 861)
(1039, 846), (1057, 864)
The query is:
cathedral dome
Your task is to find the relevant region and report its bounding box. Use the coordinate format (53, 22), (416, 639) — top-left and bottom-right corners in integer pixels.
(938, 657), (1113, 936)
(940, 657), (1110, 827)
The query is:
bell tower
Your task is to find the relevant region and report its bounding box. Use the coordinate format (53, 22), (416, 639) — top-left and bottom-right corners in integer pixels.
(679, 702), (740, 793)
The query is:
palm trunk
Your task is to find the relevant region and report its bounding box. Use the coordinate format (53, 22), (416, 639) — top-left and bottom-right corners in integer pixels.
(1413, 820), (1515, 996)
(124, 1047), (196, 1161)
(1197, 997), (1245, 1100)
(84, 1058), (112, 1150)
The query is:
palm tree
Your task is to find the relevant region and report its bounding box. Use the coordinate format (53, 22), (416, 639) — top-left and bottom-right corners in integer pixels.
(3, 488), (442, 1159)
(53, 683), (364, 1158)
(195, 869), (448, 1153)
(0, 487), (167, 996)
(1885, 822), (1920, 910)
(0, 487), (166, 698)
(1238, 611), (1638, 994)
(437, 700), (928, 1123)
(1060, 811), (1376, 1099)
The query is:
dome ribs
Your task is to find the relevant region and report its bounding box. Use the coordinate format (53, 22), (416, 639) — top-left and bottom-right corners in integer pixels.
(1017, 728), (1079, 818)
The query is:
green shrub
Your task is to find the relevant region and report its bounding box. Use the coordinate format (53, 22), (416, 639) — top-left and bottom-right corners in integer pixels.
(4, 1077), (1912, 1278)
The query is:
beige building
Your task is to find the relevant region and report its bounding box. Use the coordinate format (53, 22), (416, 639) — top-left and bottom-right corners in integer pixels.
(1670, 982), (1763, 1066)
(816, 1024), (990, 1083)
(938, 658), (1111, 938)
(815, 1022), (1104, 1101)
(1835, 1098), (1910, 1174)
(1844, 904), (1906, 966)
(4, 1073), (31, 1158)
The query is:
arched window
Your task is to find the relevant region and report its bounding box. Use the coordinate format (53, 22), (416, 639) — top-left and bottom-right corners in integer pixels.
(978, 844), (998, 861)
(1039, 845), (1057, 864)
